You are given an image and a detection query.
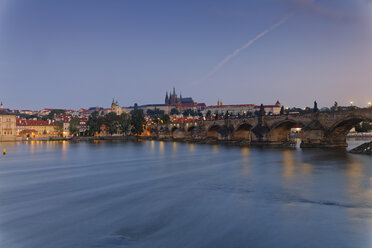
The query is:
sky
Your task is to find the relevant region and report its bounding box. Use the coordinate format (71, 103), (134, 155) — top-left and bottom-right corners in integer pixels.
(0, 0), (371, 110)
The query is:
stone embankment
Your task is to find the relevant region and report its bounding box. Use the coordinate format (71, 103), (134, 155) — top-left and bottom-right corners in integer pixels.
(347, 132), (372, 137)
(350, 142), (372, 155)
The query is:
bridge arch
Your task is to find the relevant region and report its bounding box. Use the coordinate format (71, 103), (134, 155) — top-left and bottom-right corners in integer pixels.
(187, 125), (196, 133)
(207, 125), (221, 139)
(171, 126), (186, 139)
(326, 115), (372, 143)
(233, 123), (252, 141)
(269, 120), (304, 143)
(171, 126), (178, 132)
(185, 125), (197, 140)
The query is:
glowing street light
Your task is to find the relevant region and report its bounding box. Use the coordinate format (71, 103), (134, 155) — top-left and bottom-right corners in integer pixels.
(350, 101), (354, 106)
(368, 102), (372, 108)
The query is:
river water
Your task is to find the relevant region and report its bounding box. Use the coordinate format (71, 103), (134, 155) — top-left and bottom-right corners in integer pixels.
(0, 140), (372, 248)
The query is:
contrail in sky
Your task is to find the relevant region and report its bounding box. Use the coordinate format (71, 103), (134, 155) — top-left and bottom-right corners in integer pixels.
(193, 13), (293, 85)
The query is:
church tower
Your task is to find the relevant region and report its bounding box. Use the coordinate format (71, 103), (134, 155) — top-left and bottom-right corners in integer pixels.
(111, 98), (116, 109)
(165, 92), (169, 105)
(170, 87), (177, 105)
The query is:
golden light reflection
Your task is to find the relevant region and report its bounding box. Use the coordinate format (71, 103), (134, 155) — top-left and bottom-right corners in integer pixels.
(45, 140), (52, 152)
(150, 140), (155, 153)
(345, 159), (364, 195)
(282, 150), (295, 179)
(30, 140), (35, 154)
(212, 145), (219, 154)
(61, 140), (67, 159)
(240, 147), (250, 175)
(189, 144), (195, 153)
(159, 141), (164, 155)
(172, 142), (177, 153)
(300, 162), (312, 175)
(241, 147), (250, 156)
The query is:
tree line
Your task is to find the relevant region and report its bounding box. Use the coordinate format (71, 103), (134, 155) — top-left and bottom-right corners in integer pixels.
(85, 106), (147, 136)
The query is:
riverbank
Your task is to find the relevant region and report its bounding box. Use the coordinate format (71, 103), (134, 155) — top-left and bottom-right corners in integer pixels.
(23, 135), (152, 142)
(8, 135), (371, 151)
(347, 132), (372, 137)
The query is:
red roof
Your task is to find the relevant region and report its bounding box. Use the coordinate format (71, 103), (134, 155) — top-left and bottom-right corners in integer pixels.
(16, 118), (55, 126)
(19, 129), (38, 134)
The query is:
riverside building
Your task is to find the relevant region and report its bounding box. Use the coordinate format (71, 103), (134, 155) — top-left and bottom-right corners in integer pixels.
(0, 103), (17, 141)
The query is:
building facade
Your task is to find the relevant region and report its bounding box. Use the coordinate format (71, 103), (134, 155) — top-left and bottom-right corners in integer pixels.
(205, 101), (282, 116)
(206, 104), (256, 116)
(0, 110), (17, 141)
(254, 101), (282, 115)
(16, 118), (57, 139)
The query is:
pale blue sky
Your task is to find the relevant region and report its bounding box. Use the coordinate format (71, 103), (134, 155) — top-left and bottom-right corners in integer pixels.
(0, 0), (371, 110)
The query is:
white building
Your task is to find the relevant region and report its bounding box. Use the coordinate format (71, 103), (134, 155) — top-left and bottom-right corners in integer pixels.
(206, 104), (256, 116)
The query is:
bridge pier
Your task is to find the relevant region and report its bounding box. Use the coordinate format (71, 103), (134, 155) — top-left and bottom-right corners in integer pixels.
(300, 129), (348, 148)
(172, 129), (186, 140)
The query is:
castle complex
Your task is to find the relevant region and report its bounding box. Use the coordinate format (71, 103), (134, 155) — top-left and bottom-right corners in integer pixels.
(164, 88), (195, 106)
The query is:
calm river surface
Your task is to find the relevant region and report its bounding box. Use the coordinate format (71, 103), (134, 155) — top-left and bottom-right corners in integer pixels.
(0, 140), (372, 248)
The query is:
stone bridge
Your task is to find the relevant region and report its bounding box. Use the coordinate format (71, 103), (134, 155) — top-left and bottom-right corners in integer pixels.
(150, 108), (372, 148)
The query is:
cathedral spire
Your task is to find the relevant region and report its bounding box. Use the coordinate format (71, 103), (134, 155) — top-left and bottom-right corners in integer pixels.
(165, 92), (169, 105)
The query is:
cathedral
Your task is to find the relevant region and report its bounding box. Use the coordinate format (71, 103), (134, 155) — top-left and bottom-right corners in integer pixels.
(164, 88), (194, 106)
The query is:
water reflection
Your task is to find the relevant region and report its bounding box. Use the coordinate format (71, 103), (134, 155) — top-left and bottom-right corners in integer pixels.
(189, 144), (195, 153)
(159, 141), (164, 155)
(150, 140), (155, 153)
(300, 162), (312, 175)
(0, 140), (372, 248)
(30, 140), (35, 153)
(346, 158), (364, 194)
(61, 140), (67, 160)
(172, 142), (177, 153)
(240, 147), (250, 175)
(282, 150), (295, 180)
(212, 145), (219, 154)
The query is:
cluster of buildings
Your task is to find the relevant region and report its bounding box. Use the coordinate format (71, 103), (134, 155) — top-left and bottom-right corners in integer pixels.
(105, 88), (281, 117)
(105, 88), (207, 115)
(0, 88), (283, 141)
(0, 103), (91, 141)
(207, 100), (282, 116)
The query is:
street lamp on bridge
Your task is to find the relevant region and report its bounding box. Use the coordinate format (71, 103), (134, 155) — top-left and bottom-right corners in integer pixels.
(368, 102), (371, 108)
